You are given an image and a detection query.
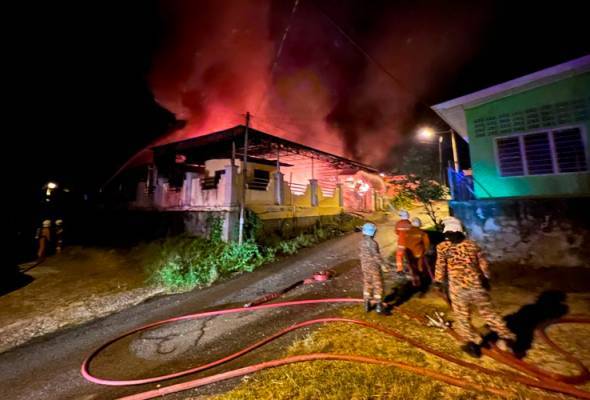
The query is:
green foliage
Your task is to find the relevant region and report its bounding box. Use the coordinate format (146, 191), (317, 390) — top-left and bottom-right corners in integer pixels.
(207, 214), (223, 242)
(245, 209), (263, 241)
(148, 235), (273, 291)
(389, 190), (414, 211)
(397, 143), (439, 181)
(148, 212), (364, 292)
(272, 225), (342, 256)
(390, 176), (449, 230)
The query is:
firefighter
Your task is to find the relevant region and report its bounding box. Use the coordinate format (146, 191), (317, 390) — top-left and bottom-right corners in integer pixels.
(55, 219), (64, 254)
(405, 217), (431, 286)
(434, 217), (516, 357)
(360, 222), (389, 314)
(35, 220), (52, 261)
(394, 210), (412, 273)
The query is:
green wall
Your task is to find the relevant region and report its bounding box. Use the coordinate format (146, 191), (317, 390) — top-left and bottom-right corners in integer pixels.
(466, 73), (590, 198)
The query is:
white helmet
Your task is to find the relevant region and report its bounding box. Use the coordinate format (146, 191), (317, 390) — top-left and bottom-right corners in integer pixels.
(411, 217), (422, 227)
(42, 220), (51, 228)
(443, 217), (464, 233)
(398, 210), (410, 220)
(55, 219), (63, 226)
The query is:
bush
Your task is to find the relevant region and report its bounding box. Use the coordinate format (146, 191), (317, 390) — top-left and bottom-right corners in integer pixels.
(271, 224), (347, 257)
(390, 176), (449, 230)
(148, 235), (274, 291)
(147, 213), (364, 291)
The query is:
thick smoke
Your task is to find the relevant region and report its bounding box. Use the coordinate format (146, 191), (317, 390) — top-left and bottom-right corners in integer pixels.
(149, 0), (491, 166)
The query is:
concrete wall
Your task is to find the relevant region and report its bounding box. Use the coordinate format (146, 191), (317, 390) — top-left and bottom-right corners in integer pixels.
(129, 158), (389, 241)
(465, 73), (590, 198)
(248, 185), (344, 220)
(450, 197), (590, 267)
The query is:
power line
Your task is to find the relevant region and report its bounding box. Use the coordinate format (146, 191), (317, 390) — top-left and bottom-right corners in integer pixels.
(255, 0), (301, 114)
(250, 114), (345, 151)
(313, 3), (436, 115)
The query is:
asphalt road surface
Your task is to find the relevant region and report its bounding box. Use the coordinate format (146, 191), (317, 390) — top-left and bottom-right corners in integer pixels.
(0, 225), (399, 400)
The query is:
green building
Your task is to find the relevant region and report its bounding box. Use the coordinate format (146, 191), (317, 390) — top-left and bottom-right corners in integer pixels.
(433, 55), (590, 199)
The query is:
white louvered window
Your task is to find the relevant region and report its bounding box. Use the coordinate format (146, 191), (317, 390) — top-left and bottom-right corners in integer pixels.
(497, 137), (524, 176)
(523, 132), (553, 175)
(553, 127), (588, 172)
(496, 126), (588, 177)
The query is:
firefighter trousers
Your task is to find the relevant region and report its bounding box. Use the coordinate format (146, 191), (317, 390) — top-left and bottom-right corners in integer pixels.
(449, 286), (516, 344)
(361, 264), (384, 302)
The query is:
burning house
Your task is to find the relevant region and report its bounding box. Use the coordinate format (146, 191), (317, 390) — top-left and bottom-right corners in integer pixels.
(121, 125), (386, 241)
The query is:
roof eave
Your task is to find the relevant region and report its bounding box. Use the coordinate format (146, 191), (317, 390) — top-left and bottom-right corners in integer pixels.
(431, 55), (590, 141)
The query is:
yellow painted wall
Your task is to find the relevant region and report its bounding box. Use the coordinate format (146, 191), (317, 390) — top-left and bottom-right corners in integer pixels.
(248, 204), (344, 220)
(205, 159), (232, 176)
(318, 186), (340, 208)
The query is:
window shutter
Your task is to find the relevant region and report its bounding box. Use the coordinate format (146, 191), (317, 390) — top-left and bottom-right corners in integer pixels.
(523, 132), (554, 175)
(497, 137), (524, 176)
(553, 127), (588, 173)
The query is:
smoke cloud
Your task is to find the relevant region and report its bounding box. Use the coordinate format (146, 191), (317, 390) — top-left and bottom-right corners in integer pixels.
(149, 0), (491, 167)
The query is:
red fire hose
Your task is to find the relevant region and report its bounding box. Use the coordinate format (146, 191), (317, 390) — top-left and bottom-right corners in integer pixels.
(243, 270), (335, 308)
(81, 298), (590, 400)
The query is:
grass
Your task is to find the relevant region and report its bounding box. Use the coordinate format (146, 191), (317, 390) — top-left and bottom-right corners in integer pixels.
(146, 236), (274, 291)
(145, 213), (364, 292)
(210, 290), (590, 400)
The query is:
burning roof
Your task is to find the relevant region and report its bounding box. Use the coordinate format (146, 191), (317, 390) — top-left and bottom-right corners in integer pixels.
(153, 124), (378, 173)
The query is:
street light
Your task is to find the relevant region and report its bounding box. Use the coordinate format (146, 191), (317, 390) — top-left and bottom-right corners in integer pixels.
(416, 127), (460, 182)
(44, 181), (58, 197)
(417, 127), (435, 141)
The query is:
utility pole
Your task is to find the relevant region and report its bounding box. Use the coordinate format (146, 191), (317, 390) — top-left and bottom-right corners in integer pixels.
(450, 128), (460, 172)
(238, 112), (250, 245)
(438, 136), (443, 183)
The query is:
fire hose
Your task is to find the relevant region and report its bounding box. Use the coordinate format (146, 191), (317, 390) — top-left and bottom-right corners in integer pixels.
(243, 270), (334, 308)
(81, 297), (590, 400)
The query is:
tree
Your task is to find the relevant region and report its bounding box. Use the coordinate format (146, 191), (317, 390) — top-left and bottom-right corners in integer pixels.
(390, 175), (449, 230)
(396, 143), (439, 182)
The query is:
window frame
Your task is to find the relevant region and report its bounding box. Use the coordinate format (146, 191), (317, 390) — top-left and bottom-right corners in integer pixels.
(493, 124), (589, 178)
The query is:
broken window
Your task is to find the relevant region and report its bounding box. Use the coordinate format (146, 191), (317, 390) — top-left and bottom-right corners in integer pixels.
(249, 169), (270, 191)
(201, 170), (225, 190)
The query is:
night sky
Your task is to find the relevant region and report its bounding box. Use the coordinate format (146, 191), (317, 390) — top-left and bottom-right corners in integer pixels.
(9, 0), (590, 218)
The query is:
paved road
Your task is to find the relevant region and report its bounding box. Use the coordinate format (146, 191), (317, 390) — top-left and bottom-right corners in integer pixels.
(0, 223), (398, 400)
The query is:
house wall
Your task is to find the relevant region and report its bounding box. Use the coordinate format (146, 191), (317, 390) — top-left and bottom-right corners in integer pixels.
(450, 198), (590, 268)
(465, 73), (590, 198)
(131, 159), (359, 240)
(205, 159), (233, 176)
(248, 185), (344, 220)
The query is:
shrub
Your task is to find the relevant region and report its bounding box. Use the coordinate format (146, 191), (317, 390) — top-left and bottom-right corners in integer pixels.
(390, 176), (449, 230)
(148, 212), (364, 291)
(148, 235), (273, 291)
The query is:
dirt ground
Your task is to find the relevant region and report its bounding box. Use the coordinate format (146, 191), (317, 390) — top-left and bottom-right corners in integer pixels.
(0, 246), (164, 353)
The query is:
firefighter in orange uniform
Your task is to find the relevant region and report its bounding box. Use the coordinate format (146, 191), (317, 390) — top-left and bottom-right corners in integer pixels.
(36, 220), (52, 261)
(405, 217), (431, 286)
